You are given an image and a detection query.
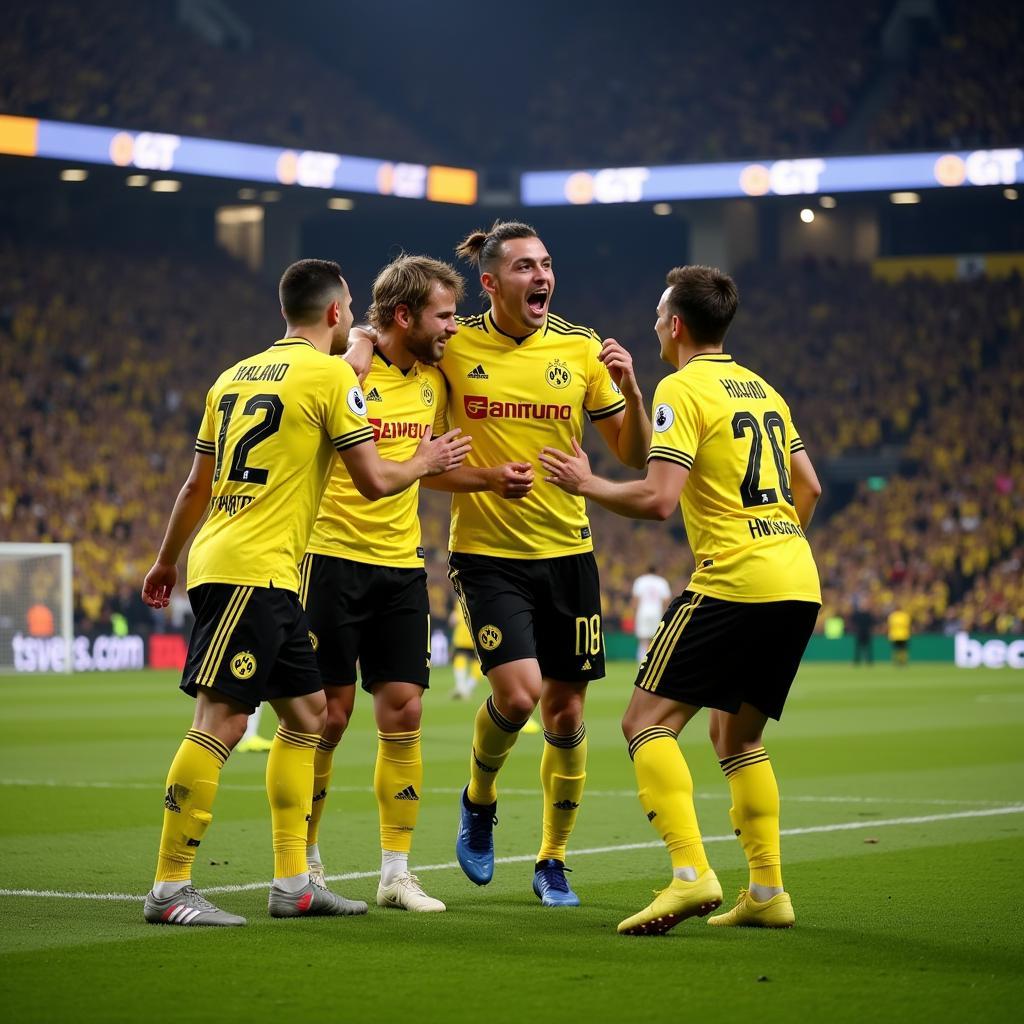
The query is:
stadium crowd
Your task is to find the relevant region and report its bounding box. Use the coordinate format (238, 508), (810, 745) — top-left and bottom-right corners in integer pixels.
(4, 1), (1020, 169)
(1, 238), (1020, 640)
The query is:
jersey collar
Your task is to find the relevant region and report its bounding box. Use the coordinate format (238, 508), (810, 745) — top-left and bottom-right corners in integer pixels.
(374, 350), (415, 377)
(685, 353), (733, 365)
(272, 336), (316, 350)
(485, 311), (544, 347)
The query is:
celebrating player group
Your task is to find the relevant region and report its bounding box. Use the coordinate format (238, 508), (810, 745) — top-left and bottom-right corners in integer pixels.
(141, 220), (822, 936)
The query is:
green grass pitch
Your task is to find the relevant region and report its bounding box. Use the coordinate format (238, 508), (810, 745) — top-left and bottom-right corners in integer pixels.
(1, 661), (1021, 1023)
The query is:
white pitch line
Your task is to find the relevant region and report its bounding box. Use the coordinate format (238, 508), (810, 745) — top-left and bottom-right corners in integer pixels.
(1, 804), (1021, 903)
(0, 779), (1005, 807)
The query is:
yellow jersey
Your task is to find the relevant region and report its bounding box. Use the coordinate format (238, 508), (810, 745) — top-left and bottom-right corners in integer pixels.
(441, 311), (625, 558)
(648, 353), (820, 604)
(307, 352), (446, 567)
(888, 610), (911, 641)
(187, 338), (374, 592)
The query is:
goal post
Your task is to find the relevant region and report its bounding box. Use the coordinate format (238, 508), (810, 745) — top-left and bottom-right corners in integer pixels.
(0, 543), (74, 674)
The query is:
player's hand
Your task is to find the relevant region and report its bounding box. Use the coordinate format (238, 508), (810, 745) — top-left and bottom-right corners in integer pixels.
(416, 428), (472, 476)
(343, 325), (377, 384)
(487, 461), (534, 499)
(539, 438), (592, 496)
(598, 338), (641, 402)
(142, 562), (178, 608)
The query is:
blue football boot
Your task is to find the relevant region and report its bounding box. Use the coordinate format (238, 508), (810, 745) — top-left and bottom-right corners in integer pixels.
(532, 859), (581, 907)
(456, 786), (497, 885)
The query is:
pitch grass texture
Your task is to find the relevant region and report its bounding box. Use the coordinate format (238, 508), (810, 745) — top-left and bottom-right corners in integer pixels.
(0, 663), (1021, 1023)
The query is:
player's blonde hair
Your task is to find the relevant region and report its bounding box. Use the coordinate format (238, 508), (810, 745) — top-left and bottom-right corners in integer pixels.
(367, 254), (465, 332)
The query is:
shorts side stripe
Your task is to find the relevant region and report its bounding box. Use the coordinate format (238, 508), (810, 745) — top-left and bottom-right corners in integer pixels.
(635, 602), (686, 691)
(194, 585), (246, 685)
(640, 594), (704, 693)
(448, 563), (477, 656)
(196, 586), (253, 688)
(298, 554), (313, 608)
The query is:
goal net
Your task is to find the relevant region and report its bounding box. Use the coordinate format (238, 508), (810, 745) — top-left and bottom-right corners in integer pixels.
(0, 543), (74, 674)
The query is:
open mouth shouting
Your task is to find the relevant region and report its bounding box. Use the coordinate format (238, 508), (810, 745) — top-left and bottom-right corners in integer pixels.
(526, 288), (549, 320)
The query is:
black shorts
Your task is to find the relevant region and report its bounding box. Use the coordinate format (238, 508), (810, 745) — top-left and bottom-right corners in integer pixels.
(634, 590), (819, 720)
(448, 551), (605, 682)
(300, 554), (430, 692)
(181, 584), (322, 710)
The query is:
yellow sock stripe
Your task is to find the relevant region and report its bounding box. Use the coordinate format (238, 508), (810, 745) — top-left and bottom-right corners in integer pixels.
(274, 727), (319, 749)
(185, 728), (230, 766)
(298, 554), (313, 608)
(486, 695), (524, 733)
(377, 730), (422, 747)
(317, 737), (338, 753)
(543, 723), (587, 749)
(639, 594), (703, 692)
(719, 747), (770, 778)
(627, 725), (678, 761)
(195, 586), (253, 687)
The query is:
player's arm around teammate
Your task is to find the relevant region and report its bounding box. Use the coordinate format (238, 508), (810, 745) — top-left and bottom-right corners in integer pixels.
(140, 259), (467, 928)
(542, 265), (822, 934)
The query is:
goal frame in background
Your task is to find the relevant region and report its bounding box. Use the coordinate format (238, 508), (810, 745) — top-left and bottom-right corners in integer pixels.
(0, 542), (74, 675)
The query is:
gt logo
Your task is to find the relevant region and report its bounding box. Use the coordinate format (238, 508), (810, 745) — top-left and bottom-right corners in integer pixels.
(230, 651), (257, 680)
(477, 625), (503, 651)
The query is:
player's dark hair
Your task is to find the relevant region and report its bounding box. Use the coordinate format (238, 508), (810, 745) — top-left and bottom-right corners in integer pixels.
(455, 220), (538, 273)
(279, 258), (345, 324)
(664, 265), (738, 345)
(367, 254), (465, 332)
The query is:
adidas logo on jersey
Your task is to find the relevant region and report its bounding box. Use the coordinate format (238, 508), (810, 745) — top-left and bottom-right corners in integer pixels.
(394, 785), (420, 801)
(365, 387), (383, 402)
(467, 364), (489, 379)
(581, 659), (592, 670)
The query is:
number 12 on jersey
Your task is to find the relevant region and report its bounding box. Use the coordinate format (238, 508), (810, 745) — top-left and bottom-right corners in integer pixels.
(214, 392), (285, 484)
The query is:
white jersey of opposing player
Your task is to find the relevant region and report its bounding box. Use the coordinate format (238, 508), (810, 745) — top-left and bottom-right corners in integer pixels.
(632, 573), (673, 639)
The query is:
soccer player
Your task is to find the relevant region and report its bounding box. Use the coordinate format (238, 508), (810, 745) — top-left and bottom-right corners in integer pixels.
(631, 567), (673, 662)
(540, 265), (822, 934)
(302, 254), (508, 913)
(349, 221), (651, 906)
(887, 606), (911, 666)
(140, 259), (470, 926)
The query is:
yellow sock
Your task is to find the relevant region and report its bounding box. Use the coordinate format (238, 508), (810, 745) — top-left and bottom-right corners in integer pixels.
(467, 696), (524, 805)
(306, 737), (337, 848)
(155, 729), (229, 884)
(629, 727), (709, 874)
(267, 726), (319, 879)
(375, 730), (422, 853)
(537, 724), (587, 862)
(720, 747), (783, 889)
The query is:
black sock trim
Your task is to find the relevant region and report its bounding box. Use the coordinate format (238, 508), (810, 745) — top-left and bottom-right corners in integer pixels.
(627, 726), (678, 761)
(719, 746), (769, 778)
(486, 696), (526, 733)
(543, 723), (586, 749)
(185, 729), (230, 766)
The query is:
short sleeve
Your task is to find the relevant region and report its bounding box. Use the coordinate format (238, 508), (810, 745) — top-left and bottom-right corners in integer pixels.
(647, 377), (702, 470)
(431, 372), (449, 436)
(583, 334), (626, 422)
(789, 412), (805, 455)
(324, 359), (375, 452)
(194, 385), (216, 457)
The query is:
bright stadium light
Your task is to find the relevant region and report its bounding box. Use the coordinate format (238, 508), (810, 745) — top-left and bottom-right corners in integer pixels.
(890, 191), (920, 204)
(151, 179), (182, 192)
(125, 174), (149, 187)
(800, 208), (815, 223)
(1005, 188), (1019, 200)
(216, 205), (264, 225)
(652, 202), (672, 215)
(327, 197), (354, 211)
(60, 168), (88, 181)
(819, 195), (837, 208)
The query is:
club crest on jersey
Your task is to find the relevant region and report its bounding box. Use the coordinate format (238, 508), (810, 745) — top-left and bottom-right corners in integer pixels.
(230, 651), (257, 680)
(347, 386), (367, 416)
(654, 404), (675, 432)
(545, 358), (572, 390)
(477, 625), (502, 651)
(420, 379), (435, 407)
